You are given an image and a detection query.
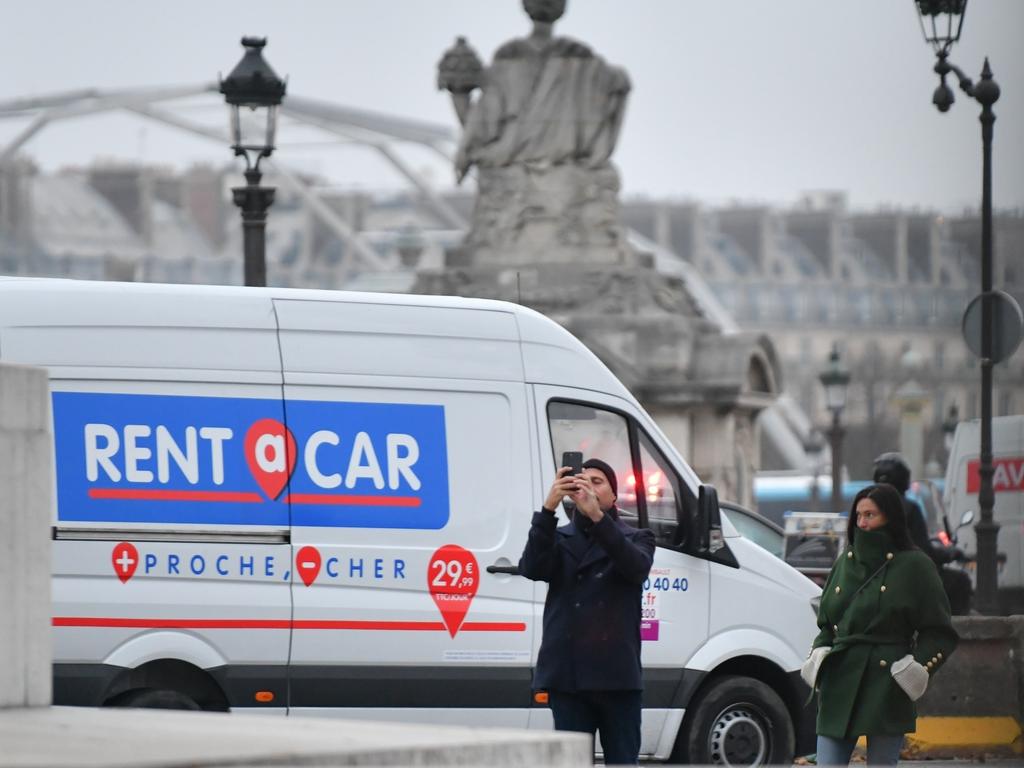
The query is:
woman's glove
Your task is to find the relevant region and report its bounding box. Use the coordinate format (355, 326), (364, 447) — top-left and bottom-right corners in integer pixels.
(800, 646), (830, 687)
(891, 654), (929, 701)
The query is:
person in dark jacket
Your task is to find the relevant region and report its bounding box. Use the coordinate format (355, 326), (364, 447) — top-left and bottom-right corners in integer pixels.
(519, 457), (655, 766)
(873, 452), (972, 614)
(801, 483), (958, 766)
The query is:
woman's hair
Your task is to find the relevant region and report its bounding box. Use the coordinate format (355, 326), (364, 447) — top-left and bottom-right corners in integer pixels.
(846, 483), (917, 551)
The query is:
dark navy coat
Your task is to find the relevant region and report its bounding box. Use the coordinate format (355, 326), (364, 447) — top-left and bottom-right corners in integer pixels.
(519, 507), (656, 691)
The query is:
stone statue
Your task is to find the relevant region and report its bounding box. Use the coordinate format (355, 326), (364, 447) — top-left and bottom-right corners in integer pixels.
(437, 0), (633, 265)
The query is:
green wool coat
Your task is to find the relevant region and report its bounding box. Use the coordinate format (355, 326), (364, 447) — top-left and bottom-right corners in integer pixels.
(811, 527), (958, 739)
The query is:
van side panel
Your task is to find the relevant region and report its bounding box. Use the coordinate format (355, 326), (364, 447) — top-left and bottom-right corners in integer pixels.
(275, 299), (535, 727)
(274, 299), (524, 382)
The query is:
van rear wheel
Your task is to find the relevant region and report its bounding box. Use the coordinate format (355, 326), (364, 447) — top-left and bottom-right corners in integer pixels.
(112, 688), (201, 710)
(672, 675), (794, 767)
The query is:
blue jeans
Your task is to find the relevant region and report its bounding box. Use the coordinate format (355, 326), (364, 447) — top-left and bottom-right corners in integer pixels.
(815, 734), (904, 766)
(549, 690), (642, 766)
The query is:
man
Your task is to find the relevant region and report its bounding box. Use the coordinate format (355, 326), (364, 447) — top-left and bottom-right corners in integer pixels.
(519, 458), (655, 765)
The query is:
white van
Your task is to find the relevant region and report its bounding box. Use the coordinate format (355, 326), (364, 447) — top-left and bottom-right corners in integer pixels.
(0, 278), (819, 765)
(943, 415), (1024, 613)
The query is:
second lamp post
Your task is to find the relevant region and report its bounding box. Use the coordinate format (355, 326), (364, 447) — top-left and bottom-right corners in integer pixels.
(220, 37), (287, 288)
(819, 345), (851, 514)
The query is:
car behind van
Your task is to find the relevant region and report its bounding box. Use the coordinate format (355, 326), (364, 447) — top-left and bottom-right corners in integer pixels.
(0, 278), (819, 765)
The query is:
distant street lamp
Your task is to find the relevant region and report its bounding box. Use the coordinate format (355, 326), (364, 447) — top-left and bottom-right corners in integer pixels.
(914, 0), (1000, 614)
(803, 429), (826, 513)
(220, 37), (286, 287)
(942, 402), (960, 457)
(819, 345), (851, 514)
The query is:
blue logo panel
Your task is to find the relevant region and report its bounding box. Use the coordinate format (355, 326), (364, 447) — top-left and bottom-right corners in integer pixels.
(52, 392), (450, 529)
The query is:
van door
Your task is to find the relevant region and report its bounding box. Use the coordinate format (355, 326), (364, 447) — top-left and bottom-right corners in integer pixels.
(529, 385), (711, 757)
(22, 289), (293, 712)
(274, 298), (535, 726)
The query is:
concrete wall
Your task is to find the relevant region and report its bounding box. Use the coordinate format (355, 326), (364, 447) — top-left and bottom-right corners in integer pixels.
(914, 615), (1024, 757)
(0, 363), (52, 708)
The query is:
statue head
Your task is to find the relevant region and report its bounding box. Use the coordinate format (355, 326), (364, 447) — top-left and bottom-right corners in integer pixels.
(523, 0), (566, 24)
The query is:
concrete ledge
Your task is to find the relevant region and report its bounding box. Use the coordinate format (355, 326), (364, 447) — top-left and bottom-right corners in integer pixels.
(0, 707), (592, 767)
(920, 616), (1023, 719)
(905, 716), (1023, 759)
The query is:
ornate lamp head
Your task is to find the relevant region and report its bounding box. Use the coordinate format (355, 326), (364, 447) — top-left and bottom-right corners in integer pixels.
(914, 0), (967, 57)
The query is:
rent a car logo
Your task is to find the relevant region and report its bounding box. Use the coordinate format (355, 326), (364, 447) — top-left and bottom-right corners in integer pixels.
(52, 392), (450, 529)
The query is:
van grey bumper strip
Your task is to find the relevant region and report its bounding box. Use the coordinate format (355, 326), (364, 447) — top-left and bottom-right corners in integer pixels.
(52, 526), (290, 544)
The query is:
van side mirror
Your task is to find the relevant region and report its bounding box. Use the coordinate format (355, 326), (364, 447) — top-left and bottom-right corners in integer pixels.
(698, 484), (725, 554)
(958, 509), (975, 529)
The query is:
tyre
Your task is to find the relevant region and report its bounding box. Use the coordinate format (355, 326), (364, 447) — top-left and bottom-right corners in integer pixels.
(112, 688), (202, 710)
(672, 674), (795, 767)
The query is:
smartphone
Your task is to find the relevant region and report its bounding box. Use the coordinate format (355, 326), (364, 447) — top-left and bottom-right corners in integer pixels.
(561, 451), (584, 476)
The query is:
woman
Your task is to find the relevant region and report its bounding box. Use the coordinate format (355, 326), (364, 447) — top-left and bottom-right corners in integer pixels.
(801, 483), (958, 766)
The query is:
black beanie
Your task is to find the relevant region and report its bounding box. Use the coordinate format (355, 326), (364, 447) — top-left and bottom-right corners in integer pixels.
(582, 458), (618, 498)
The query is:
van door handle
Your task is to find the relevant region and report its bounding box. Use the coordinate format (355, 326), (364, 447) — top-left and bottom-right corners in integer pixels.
(486, 558), (520, 576)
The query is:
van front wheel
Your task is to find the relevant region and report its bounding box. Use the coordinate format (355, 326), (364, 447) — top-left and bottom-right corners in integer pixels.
(672, 675), (794, 766)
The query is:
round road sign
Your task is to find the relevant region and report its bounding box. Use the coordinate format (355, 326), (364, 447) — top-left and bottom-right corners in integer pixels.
(962, 290), (1024, 363)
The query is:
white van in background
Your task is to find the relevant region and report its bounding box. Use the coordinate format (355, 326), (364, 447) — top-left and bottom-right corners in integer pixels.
(0, 278), (819, 765)
(943, 415), (1024, 614)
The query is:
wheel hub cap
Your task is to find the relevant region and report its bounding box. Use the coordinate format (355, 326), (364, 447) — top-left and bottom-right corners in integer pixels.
(709, 706), (768, 767)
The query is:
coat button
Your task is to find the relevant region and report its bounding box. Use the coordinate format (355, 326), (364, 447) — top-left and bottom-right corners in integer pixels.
(879, 659), (887, 667)
(880, 585), (887, 593)
(886, 552), (894, 560)
(847, 551), (854, 559)
(937, 652), (943, 659)
(931, 656), (938, 664)
(833, 624), (839, 632)
(926, 661), (934, 670)
(574, 602), (581, 608)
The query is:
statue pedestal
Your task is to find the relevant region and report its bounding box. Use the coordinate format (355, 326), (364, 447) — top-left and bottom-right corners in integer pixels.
(461, 163), (636, 267)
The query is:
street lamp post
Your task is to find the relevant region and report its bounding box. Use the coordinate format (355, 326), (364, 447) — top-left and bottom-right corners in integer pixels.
(942, 402), (960, 460)
(819, 345), (851, 514)
(914, 0), (1000, 614)
(220, 37), (287, 288)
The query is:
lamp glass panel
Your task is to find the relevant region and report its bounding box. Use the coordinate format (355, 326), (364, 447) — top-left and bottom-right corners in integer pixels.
(264, 104), (279, 149)
(237, 105), (272, 152)
(824, 381), (847, 412)
(227, 104), (242, 147)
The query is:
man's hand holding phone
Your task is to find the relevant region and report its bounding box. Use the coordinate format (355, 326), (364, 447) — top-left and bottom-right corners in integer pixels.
(544, 465), (581, 512)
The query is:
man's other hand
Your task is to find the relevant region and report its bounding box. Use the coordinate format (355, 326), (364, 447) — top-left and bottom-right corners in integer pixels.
(570, 473), (604, 523)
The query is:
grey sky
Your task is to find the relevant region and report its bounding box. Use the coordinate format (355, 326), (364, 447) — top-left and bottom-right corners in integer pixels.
(2, 0), (1021, 213)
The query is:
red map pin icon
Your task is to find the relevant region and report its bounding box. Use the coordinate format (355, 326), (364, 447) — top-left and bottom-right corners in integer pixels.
(296, 546), (322, 587)
(428, 545), (479, 637)
(111, 542), (139, 584)
(244, 418), (297, 500)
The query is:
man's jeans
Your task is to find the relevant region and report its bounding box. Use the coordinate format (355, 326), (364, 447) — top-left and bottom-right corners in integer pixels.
(549, 689), (642, 766)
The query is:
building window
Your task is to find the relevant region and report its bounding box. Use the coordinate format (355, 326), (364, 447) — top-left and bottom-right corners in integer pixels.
(999, 390), (1013, 417)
